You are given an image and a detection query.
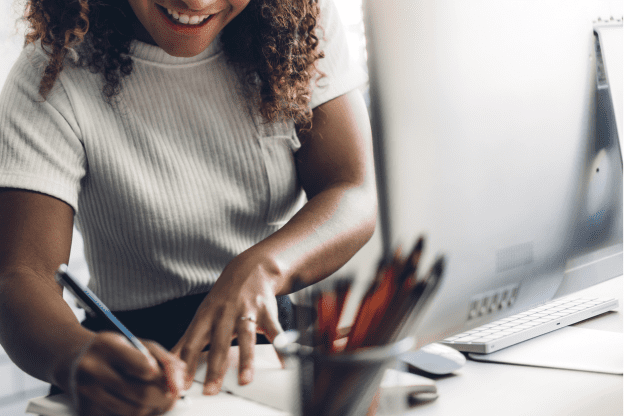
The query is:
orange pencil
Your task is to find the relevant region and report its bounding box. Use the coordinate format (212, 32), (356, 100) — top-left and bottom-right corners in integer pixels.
(344, 277), (379, 351)
(360, 262), (402, 346)
(345, 250), (400, 350)
(362, 238), (424, 346)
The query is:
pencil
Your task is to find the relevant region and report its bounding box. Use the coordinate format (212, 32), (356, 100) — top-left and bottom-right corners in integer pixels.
(380, 256), (446, 344)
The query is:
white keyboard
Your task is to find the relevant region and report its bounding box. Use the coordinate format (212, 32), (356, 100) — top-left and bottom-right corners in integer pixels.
(442, 296), (619, 354)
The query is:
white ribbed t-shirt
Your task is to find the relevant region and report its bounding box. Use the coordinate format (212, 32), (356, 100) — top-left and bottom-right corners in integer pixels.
(0, 0), (367, 310)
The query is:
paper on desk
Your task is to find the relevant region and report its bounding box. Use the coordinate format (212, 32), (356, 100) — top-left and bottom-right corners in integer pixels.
(25, 346), (289, 416)
(25, 380), (289, 416)
(27, 345), (436, 416)
(25, 394), (76, 416)
(468, 326), (623, 374)
(195, 345), (437, 414)
(160, 383), (290, 416)
(194, 345), (298, 413)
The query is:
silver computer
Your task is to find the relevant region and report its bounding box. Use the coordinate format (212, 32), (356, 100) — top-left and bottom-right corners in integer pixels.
(363, 0), (623, 346)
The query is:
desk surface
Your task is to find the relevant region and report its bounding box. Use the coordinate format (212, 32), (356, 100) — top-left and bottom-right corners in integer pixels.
(403, 275), (623, 416)
(27, 276), (623, 416)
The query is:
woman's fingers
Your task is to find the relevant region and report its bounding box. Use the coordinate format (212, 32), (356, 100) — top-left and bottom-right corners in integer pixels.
(236, 304), (284, 384)
(257, 300), (285, 344)
(144, 341), (187, 397)
(95, 333), (159, 382)
(76, 388), (139, 416)
(171, 305), (216, 390)
(77, 383), (171, 416)
(257, 305), (286, 369)
(236, 317), (257, 385)
(173, 273), (286, 396)
(204, 310), (237, 394)
(75, 354), (153, 408)
(72, 332), (178, 416)
(171, 336), (207, 391)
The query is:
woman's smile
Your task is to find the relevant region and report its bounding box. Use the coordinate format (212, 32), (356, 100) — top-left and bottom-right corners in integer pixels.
(127, 0), (251, 57)
(158, 4), (215, 26)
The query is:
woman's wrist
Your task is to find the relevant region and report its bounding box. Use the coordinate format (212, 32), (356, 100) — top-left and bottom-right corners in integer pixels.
(236, 246), (288, 296)
(49, 327), (96, 393)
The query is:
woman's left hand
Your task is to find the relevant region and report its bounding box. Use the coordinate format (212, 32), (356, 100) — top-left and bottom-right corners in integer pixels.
(171, 251), (284, 395)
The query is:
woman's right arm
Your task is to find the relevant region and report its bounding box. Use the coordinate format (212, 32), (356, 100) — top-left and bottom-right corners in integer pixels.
(0, 189), (184, 415)
(0, 188), (86, 386)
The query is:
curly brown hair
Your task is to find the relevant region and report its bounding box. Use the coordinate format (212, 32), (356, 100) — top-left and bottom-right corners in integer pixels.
(22, 0), (325, 126)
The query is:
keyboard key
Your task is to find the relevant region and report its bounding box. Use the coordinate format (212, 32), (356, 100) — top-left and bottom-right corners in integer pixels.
(455, 336), (481, 342)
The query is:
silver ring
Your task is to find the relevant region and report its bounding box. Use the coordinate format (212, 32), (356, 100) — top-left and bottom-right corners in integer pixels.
(239, 315), (256, 323)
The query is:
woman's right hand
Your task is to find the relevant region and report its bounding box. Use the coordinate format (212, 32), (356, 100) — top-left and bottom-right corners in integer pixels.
(68, 332), (186, 416)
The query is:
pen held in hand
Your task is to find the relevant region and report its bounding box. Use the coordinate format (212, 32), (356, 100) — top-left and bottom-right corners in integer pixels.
(56, 264), (189, 400)
(55, 264), (151, 358)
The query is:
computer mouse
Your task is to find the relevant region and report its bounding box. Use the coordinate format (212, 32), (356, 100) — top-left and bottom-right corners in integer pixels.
(399, 342), (466, 375)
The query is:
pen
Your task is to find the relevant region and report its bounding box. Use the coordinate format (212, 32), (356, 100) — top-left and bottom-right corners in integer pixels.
(55, 264), (151, 358)
(383, 256), (446, 343)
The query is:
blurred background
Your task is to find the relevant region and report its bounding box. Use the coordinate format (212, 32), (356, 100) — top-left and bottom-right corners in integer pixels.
(0, 0), (375, 414)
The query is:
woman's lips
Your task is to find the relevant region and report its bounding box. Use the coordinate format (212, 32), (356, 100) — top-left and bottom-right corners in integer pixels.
(155, 4), (215, 31)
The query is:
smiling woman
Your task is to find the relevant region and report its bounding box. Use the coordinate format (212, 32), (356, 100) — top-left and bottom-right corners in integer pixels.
(22, 0), (325, 126)
(162, 6), (214, 25)
(0, 0), (375, 415)
(127, 0), (250, 56)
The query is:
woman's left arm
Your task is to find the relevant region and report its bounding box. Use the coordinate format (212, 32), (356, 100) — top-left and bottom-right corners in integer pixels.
(173, 88), (377, 394)
(263, 87), (378, 294)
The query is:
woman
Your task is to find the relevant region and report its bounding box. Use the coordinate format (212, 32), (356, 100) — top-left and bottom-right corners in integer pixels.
(0, 0), (376, 414)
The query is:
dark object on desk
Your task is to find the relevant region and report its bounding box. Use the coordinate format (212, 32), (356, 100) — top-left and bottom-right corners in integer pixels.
(409, 391), (439, 405)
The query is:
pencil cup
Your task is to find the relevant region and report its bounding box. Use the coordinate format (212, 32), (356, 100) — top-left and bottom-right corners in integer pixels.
(274, 331), (414, 416)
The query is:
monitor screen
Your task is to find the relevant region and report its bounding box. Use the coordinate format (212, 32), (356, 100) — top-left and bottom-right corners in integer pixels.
(363, 0), (623, 346)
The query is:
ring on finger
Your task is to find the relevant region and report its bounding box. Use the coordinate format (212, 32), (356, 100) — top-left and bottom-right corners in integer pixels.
(239, 315), (256, 323)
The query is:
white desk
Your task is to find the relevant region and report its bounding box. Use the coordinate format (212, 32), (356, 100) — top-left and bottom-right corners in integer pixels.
(403, 276), (623, 416)
(27, 276), (623, 416)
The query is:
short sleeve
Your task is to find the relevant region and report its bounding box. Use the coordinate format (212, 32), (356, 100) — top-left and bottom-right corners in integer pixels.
(309, 0), (368, 109)
(0, 44), (86, 212)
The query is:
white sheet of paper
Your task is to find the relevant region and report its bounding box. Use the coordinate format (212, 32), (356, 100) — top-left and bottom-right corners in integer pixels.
(25, 382), (288, 416)
(469, 326), (623, 374)
(26, 344), (435, 416)
(194, 344), (298, 413)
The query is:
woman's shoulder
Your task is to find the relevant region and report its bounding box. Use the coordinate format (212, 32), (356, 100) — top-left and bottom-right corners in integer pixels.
(7, 41), (84, 89)
(10, 41), (49, 77)
(4, 40), (104, 109)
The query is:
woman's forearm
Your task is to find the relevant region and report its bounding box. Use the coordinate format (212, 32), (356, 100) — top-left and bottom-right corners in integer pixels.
(247, 179), (377, 296)
(252, 89), (378, 295)
(0, 267), (94, 390)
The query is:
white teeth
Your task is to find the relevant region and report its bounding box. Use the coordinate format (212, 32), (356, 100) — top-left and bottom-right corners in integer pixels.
(166, 8), (210, 25)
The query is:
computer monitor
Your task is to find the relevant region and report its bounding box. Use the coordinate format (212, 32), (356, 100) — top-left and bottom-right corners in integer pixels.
(362, 0), (623, 346)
